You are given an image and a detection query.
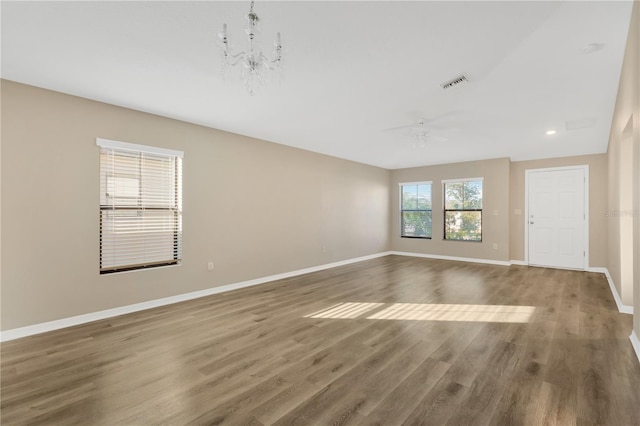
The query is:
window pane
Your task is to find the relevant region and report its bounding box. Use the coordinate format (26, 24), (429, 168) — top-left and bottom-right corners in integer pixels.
(141, 154), (177, 208)
(463, 180), (483, 209)
(444, 182), (464, 209)
(402, 211), (432, 238)
(100, 210), (180, 269)
(106, 176), (140, 206)
(402, 185), (417, 209)
(417, 184), (431, 209)
(444, 211), (481, 241)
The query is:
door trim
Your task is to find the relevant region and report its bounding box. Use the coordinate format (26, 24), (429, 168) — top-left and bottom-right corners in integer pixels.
(524, 165), (589, 270)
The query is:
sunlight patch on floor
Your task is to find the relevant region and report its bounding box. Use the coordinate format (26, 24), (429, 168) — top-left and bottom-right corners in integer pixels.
(304, 302), (384, 319)
(367, 303), (535, 323)
(305, 302), (536, 323)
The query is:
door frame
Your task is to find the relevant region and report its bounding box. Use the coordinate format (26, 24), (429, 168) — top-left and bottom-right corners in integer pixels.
(524, 165), (589, 270)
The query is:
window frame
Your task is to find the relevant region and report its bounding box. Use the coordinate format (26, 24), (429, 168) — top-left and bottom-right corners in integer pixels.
(442, 177), (483, 242)
(97, 138), (183, 274)
(399, 181), (433, 239)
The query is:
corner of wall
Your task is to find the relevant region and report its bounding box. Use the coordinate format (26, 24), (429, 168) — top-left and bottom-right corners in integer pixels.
(605, 0), (640, 339)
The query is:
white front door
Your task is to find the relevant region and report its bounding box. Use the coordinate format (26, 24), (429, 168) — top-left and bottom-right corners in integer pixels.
(527, 167), (586, 269)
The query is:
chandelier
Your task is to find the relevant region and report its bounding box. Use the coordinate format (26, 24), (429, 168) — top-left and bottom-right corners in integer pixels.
(218, 1), (283, 95)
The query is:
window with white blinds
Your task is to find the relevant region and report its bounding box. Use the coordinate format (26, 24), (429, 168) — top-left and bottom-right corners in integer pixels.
(97, 138), (183, 274)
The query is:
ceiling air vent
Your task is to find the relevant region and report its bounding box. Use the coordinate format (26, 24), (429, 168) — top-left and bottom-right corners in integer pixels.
(441, 74), (468, 90)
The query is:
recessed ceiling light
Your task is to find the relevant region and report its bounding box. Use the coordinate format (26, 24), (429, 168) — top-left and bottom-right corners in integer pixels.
(546, 130), (556, 136)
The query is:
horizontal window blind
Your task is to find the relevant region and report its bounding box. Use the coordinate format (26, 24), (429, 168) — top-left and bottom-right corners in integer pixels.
(97, 139), (183, 274)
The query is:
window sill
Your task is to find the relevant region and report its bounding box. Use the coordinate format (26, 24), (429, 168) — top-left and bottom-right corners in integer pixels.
(100, 261), (182, 275)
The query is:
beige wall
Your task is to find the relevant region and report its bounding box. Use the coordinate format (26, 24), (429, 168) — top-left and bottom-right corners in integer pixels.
(609, 121), (635, 306)
(3, 5), (639, 336)
(0, 80), (391, 330)
(509, 155), (608, 268)
(390, 158), (511, 262)
(606, 1), (640, 334)
(636, 5), (640, 340)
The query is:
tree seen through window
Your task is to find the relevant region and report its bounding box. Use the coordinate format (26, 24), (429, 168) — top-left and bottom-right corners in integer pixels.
(444, 180), (482, 241)
(401, 183), (432, 238)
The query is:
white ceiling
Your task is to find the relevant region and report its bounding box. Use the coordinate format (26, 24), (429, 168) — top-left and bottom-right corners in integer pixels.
(1, 1), (633, 169)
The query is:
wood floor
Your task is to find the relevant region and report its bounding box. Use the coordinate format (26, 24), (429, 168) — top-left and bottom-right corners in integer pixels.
(2, 255), (640, 425)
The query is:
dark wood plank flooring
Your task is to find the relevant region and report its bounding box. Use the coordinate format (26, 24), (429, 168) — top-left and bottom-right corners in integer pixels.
(2, 255), (639, 425)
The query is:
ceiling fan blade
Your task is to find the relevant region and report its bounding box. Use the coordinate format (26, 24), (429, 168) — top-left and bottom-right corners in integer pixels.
(428, 135), (448, 143)
(427, 125), (462, 133)
(383, 111), (463, 133)
(422, 110), (462, 124)
(381, 123), (417, 132)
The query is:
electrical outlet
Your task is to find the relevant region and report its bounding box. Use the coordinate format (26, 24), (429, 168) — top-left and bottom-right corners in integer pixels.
(207, 261), (215, 271)
(493, 243), (498, 250)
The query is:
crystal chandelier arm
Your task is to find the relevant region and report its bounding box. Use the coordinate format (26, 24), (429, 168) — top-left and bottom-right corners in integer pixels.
(260, 33), (283, 70)
(260, 53), (279, 70)
(219, 23), (249, 68)
(218, 23), (231, 52)
(227, 51), (247, 67)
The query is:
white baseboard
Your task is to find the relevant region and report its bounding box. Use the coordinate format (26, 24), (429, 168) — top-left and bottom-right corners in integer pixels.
(389, 251), (510, 266)
(389, 256), (634, 316)
(0, 251), (392, 342)
(631, 331), (640, 366)
(2, 252), (634, 342)
(585, 267), (633, 315)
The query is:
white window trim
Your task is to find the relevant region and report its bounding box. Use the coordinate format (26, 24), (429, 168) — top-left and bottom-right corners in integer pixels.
(441, 177), (484, 184)
(398, 181), (433, 187)
(97, 138), (183, 158)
